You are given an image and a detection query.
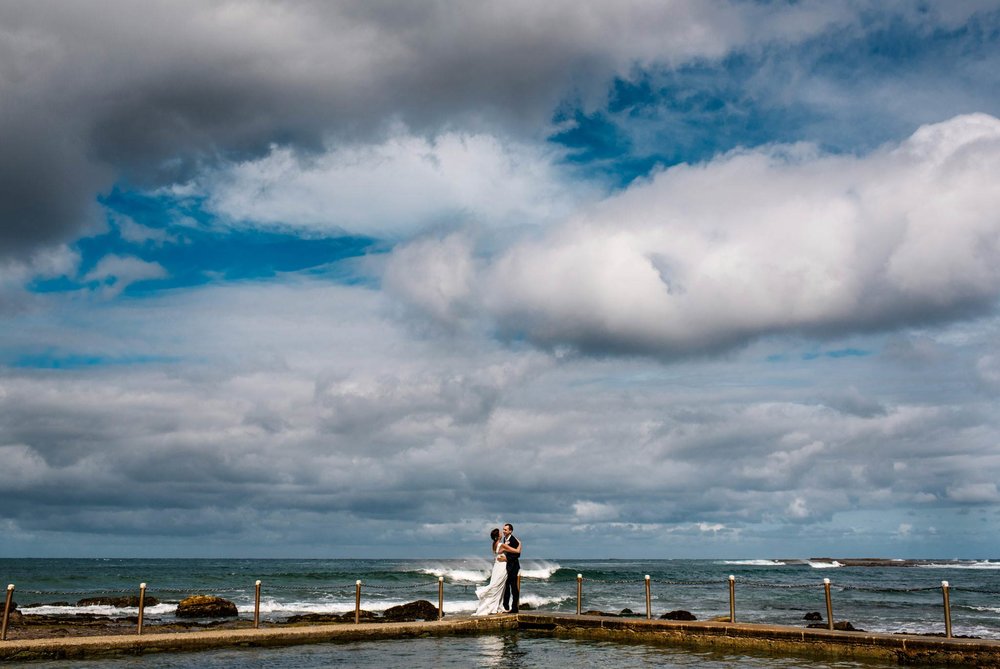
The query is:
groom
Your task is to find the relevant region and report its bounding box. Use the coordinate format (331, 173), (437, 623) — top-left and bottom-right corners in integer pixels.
(499, 523), (521, 613)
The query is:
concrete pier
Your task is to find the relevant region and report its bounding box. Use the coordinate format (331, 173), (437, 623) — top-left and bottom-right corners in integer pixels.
(0, 617), (516, 662)
(3, 612), (1000, 666)
(521, 612), (1000, 667)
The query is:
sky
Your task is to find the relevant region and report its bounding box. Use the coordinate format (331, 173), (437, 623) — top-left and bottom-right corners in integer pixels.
(2, 0), (1000, 560)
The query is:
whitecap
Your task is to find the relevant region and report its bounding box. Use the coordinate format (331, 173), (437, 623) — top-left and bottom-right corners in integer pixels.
(519, 560), (561, 580)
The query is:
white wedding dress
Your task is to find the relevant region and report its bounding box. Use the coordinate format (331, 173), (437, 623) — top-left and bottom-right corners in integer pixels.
(473, 544), (508, 616)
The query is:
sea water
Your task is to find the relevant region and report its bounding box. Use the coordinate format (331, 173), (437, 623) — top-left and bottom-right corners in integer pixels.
(3, 558), (999, 667)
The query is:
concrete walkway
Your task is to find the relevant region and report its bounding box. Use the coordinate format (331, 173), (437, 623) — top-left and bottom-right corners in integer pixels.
(523, 612), (1000, 666)
(0, 616), (515, 661)
(3, 612), (999, 666)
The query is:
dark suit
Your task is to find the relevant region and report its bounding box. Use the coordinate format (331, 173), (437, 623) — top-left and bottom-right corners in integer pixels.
(502, 535), (520, 613)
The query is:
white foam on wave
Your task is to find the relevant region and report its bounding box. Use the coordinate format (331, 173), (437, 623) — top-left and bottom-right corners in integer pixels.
(918, 560), (1000, 570)
(413, 559), (561, 583)
(520, 560), (561, 580)
(720, 560), (785, 567)
(807, 560), (844, 569)
(519, 593), (569, 608)
(413, 560), (492, 583)
(20, 603), (175, 617)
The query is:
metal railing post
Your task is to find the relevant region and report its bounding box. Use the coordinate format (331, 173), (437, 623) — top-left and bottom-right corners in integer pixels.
(137, 583), (147, 636)
(645, 575), (651, 620)
(576, 574), (583, 615)
(438, 576), (444, 620)
(1, 584), (14, 641)
(254, 580), (262, 629)
(729, 575), (736, 623)
(941, 581), (952, 639)
(355, 580), (362, 624)
(823, 578), (833, 631)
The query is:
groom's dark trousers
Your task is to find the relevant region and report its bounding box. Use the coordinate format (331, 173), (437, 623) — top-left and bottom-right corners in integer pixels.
(502, 535), (520, 613)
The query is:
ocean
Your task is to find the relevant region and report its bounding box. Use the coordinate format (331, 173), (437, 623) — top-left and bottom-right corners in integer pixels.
(3, 557), (999, 667)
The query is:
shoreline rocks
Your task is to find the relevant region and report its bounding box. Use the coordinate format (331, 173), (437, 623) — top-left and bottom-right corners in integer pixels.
(78, 596), (160, 608)
(175, 595), (238, 618)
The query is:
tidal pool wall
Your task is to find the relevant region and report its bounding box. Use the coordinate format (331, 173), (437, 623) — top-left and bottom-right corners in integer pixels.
(3, 612), (999, 666)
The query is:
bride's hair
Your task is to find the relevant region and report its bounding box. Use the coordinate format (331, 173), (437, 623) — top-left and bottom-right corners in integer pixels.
(490, 527), (500, 550)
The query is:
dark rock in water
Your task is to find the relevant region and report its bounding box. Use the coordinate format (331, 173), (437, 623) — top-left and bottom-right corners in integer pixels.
(175, 595), (238, 618)
(803, 611), (823, 621)
(519, 602), (532, 611)
(3, 600), (16, 611)
(620, 608), (641, 617)
(808, 620), (863, 632)
(381, 600), (440, 622)
(583, 609), (616, 616)
(78, 596), (160, 608)
(285, 613), (342, 624)
(660, 610), (697, 621)
(286, 611), (377, 624)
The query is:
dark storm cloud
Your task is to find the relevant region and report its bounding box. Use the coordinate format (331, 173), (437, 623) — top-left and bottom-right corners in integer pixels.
(0, 0), (882, 257)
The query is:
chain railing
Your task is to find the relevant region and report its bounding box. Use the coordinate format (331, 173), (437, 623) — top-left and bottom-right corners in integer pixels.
(3, 572), (998, 642)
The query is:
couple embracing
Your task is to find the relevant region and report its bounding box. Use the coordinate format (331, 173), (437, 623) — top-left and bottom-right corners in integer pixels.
(473, 523), (521, 616)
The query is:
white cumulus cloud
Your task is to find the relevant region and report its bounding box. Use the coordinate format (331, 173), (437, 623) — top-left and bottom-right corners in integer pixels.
(391, 114), (1000, 357)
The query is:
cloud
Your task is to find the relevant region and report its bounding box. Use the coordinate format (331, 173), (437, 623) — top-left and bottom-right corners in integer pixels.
(573, 501), (620, 522)
(389, 114), (1000, 357)
(0, 246), (79, 315)
(82, 255), (168, 297)
(193, 131), (592, 236)
(3, 277), (1000, 556)
(947, 482), (1000, 503)
(1, 0), (952, 258)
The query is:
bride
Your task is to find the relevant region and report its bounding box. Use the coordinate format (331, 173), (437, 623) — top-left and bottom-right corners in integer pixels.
(473, 528), (508, 616)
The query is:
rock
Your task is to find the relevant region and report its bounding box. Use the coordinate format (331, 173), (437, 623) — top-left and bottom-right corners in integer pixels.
(519, 602), (532, 611)
(78, 596), (160, 607)
(660, 610), (697, 621)
(620, 608), (642, 617)
(803, 611), (823, 621)
(175, 595), (238, 618)
(3, 600), (16, 611)
(285, 611), (377, 624)
(285, 613), (341, 624)
(381, 600), (440, 622)
(583, 609), (616, 616)
(807, 620), (863, 632)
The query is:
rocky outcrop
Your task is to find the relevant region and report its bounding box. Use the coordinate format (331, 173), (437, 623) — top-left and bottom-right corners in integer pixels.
(381, 600), (440, 621)
(808, 620), (863, 631)
(285, 611), (377, 624)
(803, 612), (823, 621)
(660, 610), (697, 621)
(175, 595), (238, 618)
(78, 596), (159, 608)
